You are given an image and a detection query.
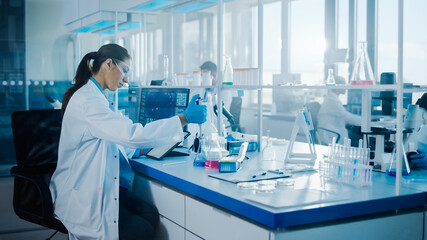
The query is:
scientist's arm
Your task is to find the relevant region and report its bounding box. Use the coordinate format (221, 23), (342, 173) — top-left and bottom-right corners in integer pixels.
(409, 151), (427, 169)
(84, 94), (206, 150)
(85, 95), (183, 149)
(179, 114), (188, 126)
(342, 109), (362, 126)
(181, 94), (207, 125)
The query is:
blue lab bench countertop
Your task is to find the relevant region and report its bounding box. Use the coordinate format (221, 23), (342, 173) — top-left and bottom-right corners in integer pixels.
(130, 144), (426, 229)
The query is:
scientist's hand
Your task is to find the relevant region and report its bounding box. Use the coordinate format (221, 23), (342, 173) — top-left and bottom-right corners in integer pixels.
(409, 151), (427, 169)
(183, 94), (207, 124)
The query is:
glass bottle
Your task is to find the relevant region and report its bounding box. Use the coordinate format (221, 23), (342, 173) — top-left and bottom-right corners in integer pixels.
(201, 70), (212, 86)
(350, 42), (375, 85)
(325, 69), (336, 86)
(163, 54), (169, 80)
(162, 55), (171, 86)
(205, 134), (223, 169)
(223, 56), (234, 85)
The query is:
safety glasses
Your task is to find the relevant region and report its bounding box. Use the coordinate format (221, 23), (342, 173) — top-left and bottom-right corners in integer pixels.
(112, 58), (131, 78)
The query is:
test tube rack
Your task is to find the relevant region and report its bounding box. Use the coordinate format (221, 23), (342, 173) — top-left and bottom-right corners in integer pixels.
(320, 143), (373, 187)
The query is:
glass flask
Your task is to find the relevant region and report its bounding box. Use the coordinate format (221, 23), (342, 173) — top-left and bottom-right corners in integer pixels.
(223, 56), (234, 85)
(205, 134), (223, 169)
(201, 94), (218, 138)
(325, 69), (336, 86)
(260, 130), (282, 170)
(350, 42), (375, 85)
(262, 130), (276, 162)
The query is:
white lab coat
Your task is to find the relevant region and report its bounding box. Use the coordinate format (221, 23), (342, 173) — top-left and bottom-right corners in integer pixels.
(317, 91), (361, 145)
(418, 124), (427, 152)
(49, 80), (183, 240)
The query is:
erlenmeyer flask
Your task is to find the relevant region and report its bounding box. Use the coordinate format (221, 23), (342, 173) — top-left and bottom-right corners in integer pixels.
(350, 42), (375, 85)
(262, 130), (276, 161)
(261, 130), (280, 170)
(201, 94), (218, 138)
(325, 69), (336, 86)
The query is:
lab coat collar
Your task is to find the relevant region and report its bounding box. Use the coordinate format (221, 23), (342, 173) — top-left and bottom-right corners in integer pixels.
(89, 77), (106, 99)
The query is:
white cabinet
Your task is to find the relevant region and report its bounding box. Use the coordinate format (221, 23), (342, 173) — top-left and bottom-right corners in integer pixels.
(155, 215), (185, 240)
(62, 0), (79, 25)
(133, 175), (185, 227)
(425, 209), (427, 240)
(185, 231), (203, 240)
(78, 0), (100, 19)
(185, 196), (270, 240)
(62, 0), (99, 25)
(271, 212), (423, 240)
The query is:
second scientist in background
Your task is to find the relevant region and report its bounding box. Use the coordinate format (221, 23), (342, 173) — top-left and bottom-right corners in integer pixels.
(317, 76), (362, 145)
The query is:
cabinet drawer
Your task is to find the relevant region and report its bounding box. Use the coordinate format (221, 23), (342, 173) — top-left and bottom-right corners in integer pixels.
(155, 215), (185, 240)
(185, 230), (203, 240)
(134, 175), (185, 226)
(185, 196), (269, 240)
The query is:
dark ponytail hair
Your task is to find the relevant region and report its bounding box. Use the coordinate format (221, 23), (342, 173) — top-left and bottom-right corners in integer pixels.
(61, 43), (130, 115)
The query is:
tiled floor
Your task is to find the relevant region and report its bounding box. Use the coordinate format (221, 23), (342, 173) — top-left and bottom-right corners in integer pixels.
(0, 176), (68, 240)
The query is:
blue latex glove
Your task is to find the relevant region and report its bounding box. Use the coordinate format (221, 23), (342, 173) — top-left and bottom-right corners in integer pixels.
(183, 94), (207, 124)
(409, 151), (427, 169)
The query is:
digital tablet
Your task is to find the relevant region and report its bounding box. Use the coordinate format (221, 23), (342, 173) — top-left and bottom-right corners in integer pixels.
(146, 131), (190, 160)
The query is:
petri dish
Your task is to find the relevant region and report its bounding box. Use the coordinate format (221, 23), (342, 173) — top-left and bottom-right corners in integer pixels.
(256, 184), (276, 192)
(237, 182), (258, 190)
(257, 180), (277, 186)
(276, 178), (294, 186)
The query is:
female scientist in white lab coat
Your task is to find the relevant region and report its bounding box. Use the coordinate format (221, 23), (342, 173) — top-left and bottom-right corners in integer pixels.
(49, 43), (206, 240)
(409, 92), (427, 168)
(317, 77), (362, 145)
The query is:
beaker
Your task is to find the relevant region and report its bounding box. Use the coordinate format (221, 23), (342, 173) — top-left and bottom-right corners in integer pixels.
(350, 42), (375, 85)
(325, 69), (336, 86)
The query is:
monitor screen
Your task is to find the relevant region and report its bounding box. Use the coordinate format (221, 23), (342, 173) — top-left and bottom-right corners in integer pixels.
(136, 88), (189, 126)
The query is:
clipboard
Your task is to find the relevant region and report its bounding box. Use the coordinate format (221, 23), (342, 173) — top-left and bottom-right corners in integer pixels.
(146, 131), (191, 160)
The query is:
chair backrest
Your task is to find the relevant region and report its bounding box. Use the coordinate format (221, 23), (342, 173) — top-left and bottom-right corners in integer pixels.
(10, 109), (67, 233)
(11, 109), (62, 167)
(305, 102), (321, 130)
(305, 102), (321, 144)
(229, 97), (243, 132)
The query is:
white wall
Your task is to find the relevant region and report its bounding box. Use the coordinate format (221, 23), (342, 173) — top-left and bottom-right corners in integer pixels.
(26, 0), (75, 81)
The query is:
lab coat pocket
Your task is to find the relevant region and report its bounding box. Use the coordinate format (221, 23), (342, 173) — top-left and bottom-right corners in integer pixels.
(65, 187), (102, 230)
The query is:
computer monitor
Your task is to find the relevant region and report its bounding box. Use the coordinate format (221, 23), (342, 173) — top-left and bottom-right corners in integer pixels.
(128, 87), (190, 126)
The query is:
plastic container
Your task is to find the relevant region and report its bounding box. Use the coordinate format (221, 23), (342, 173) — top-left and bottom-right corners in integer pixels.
(191, 71), (201, 86)
(176, 73), (190, 86)
(202, 70), (212, 86)
(350, 42), (375, 85)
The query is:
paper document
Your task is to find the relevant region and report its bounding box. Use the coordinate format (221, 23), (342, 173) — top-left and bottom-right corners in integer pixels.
(208, 171), (291, 184)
